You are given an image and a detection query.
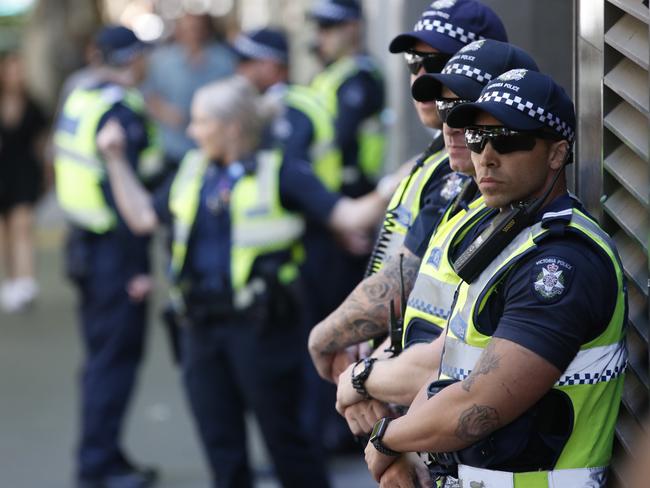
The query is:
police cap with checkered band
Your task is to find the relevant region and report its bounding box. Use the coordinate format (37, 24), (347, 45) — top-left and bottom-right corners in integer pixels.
(309, 0), (362, 26)
(389, 0), (508, 55)
(446, 69), (576, 144)
(411, 40), (539, 102)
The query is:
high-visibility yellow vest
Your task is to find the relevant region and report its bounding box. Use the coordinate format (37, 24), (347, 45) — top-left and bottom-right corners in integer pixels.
(53, 85), (162, 233)
(311, 55), (386, 182)
(401, 197), (490, 345)
(439, 206), (627, 488)
(168, 149), (305, 297)
(366, 150), (449, 276)
(283, 84), (343, 191)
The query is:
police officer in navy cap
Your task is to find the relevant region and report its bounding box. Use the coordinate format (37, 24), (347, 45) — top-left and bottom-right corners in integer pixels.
(53, 25), (161, 488)
(309, 0), (509, 384)
(231, 27), (328, 163)
(364, 70), (626, 488)
(332, 40), (540, 485)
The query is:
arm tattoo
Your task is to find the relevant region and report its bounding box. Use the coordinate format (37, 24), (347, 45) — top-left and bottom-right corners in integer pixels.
(462, 341), (501, 392)
(320, 248), (421, 352)
(454, 404), (500, 443)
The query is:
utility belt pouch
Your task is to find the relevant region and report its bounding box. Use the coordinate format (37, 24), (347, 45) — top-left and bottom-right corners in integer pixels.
(64, 227), (90, 283)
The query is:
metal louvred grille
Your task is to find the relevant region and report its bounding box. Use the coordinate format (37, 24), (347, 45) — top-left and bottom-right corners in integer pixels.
(599, 1), (649, 486)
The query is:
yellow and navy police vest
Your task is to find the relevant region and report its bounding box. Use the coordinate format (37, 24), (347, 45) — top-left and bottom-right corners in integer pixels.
(365, 149), (449, 276)
(311, 54), (386, 183)
(402, 196), (490, 346)
(283, 84), (343, 191)
(54, 85), (162, 234)
(168, 149), (305, 301)
(439, 205), (627, 488)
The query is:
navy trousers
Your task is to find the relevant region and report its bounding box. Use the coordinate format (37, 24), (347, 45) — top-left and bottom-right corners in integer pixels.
(76, 262), (147, 479)
(180, 316), (331, 488)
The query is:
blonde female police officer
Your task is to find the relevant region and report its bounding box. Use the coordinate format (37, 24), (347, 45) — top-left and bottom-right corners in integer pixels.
(97, 74), (406, 487)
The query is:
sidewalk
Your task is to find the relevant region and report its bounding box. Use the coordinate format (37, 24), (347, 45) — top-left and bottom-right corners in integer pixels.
(0, 195), (376, 488)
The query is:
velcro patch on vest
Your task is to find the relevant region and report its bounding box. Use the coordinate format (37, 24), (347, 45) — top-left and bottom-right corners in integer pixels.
(530, 256), (573, 303)
(427, 247), (442, 268)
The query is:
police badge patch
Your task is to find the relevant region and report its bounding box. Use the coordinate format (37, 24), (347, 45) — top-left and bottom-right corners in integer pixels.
(431, 0), (457, 9)
(498, 69), (527, 82)
(531, 257), (574, 303)
(440, 173), (464, 201)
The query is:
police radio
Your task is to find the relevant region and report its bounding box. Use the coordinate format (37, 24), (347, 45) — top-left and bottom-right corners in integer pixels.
(385, 254), (408, 357)
(453, 160), (567, 284)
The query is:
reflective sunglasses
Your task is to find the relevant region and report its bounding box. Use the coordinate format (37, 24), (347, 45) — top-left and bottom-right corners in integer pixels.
(436, 98), (470, 123)
(464, 126), (562, 154)
(404, 50), (452, 75)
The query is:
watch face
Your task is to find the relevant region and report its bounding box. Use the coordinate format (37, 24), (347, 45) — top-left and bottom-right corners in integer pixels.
(370, 417), (386, 441)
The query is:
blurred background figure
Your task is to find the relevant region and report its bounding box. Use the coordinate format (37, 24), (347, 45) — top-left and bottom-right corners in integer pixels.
(304, 0), (387, 454)
(0, 51), (49, 313)
(53, 25), (159, 488)
(143, 13), (236, 176)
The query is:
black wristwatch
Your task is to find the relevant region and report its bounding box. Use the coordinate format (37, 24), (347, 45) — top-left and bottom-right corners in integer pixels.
(351, 357), (377, 398)
(369, 417), (400, 456)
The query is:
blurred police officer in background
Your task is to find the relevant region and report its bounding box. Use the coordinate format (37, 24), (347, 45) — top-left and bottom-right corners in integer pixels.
(365, 70), (627, 488)
(53, 25), (161, 488)
(94, 69), (405, 486)
(309, 0), (508, 384)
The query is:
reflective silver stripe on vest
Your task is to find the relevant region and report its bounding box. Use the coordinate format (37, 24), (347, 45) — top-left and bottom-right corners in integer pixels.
(442, 335), (627, 386)
(54, 144), (103, 172)
(256, 151), (274, 209)
(557, 340), (627, 386)
(406, 274), (457, 320)
(440, 335), (482, 380)
(64, 209), (114, 229)
(457, 464), (607, 488)
(233, 218), (305, 247)
(174, 221), (191, 246)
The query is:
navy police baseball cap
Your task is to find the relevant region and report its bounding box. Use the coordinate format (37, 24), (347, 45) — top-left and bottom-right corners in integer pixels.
(309, 0), (362, 26)
(446, 69), (576, 143)
(232, 28), (289, 65)
(389, 0), (508, 55)
(95, 26), (148, 66)
(411, 40), (539, 102)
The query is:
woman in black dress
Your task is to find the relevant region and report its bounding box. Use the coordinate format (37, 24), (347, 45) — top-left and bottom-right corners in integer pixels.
(0, 52), (48, 312)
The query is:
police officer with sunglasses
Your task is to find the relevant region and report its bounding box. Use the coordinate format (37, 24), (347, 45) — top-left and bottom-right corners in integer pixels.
(364, 70), (627, 488)
(334, 39), (539, 487)
(309, 0), (508, 384)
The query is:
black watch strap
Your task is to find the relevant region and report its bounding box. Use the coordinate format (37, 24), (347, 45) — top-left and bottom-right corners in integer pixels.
(370, 417), (400, 456)
(351, 357), (377, 399)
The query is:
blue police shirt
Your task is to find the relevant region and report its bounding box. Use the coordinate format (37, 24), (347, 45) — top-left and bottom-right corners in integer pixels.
(450, 193), (618, 371)
(335, 67), (384, 197)
(272, 106), (314, 163)
(89, 85), (151, 276)
(153, 156), (340, 293)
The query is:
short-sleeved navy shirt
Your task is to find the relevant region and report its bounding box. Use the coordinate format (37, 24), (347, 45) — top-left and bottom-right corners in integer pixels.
(335, 67), (384, 197)
(272, 106), (314, 164)
(153, 156), (340, 292)
(87, 84), (151, 276)
(450, 194), (620, 371)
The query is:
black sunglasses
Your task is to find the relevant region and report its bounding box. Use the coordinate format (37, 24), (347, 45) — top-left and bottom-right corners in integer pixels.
(404, 50), (452, 75)
(464, 126), (562, 155)
(436, 98), (470, 123)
